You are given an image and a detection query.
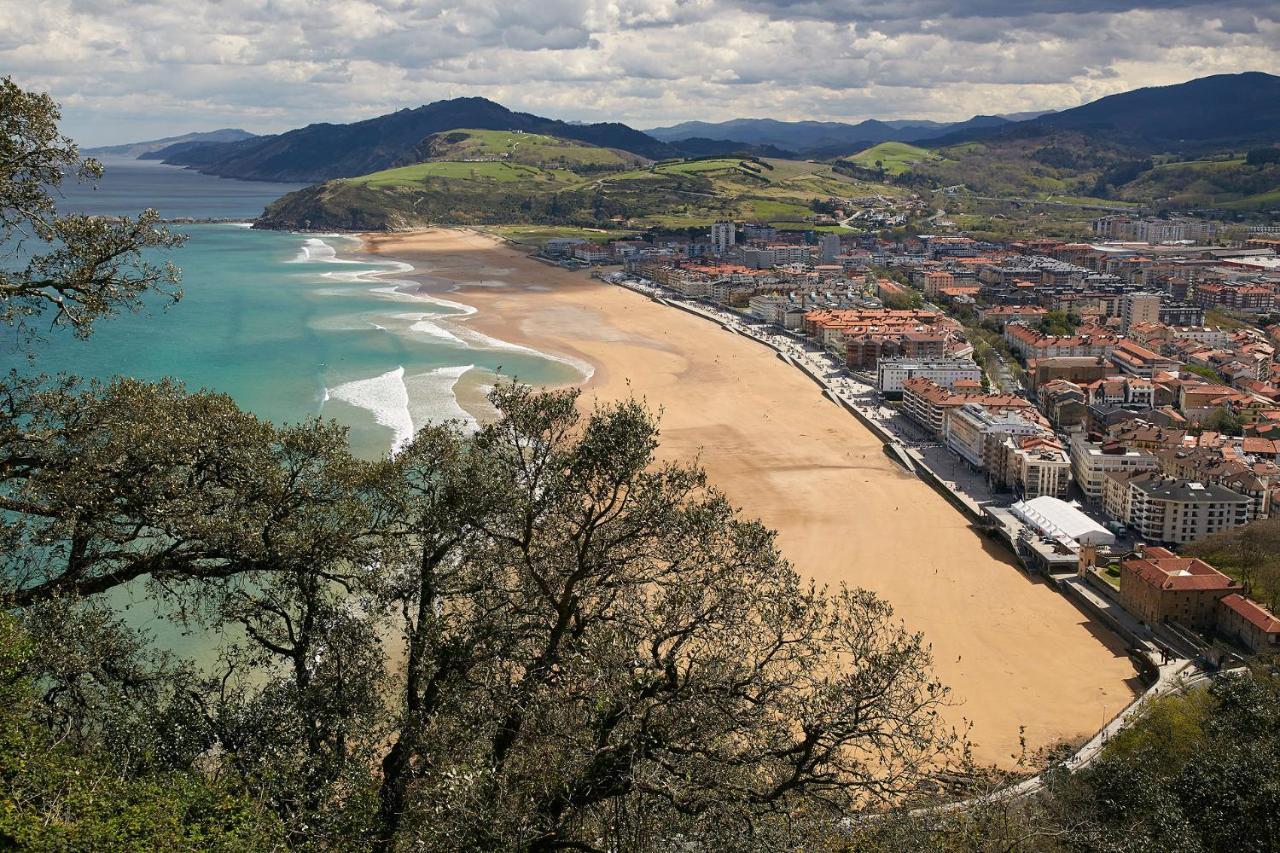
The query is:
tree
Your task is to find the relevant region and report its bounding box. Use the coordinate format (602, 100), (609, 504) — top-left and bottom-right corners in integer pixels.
(2, 76), (956, 852)
(1202, 406), (1245, 436)
(0, 613), (283, 850)
(368, 385), (954, 850)
(1245, 147), (1280, 167)
(0, 77), (184, 348)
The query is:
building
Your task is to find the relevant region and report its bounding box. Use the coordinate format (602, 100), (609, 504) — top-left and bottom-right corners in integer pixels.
(979, 305), (1048, 330)
(1120, 292), (1161, 331)
(1217, 594), (1280, 653)
(572, 243), (610, 264)
(1040, 380), (1089, 431)
(1003, 434), (1073, 497)
(944, 403), (1043, 469)
(902, 378), (1035, 439)
(1109, 339), (1181, 378)
(1028, 356), (1114, 388)
(710, 221), (736, 256)
(1011, 496), (1116, 546)
(1102, 473), (1252, 545)
(819, 233), (841, 263)
(1070, 436), (1160, 504)
(1119, 547), (1241, 631)
(876, 357), (982, 395)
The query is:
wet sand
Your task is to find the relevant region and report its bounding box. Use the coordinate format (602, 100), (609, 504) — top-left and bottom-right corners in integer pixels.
(362, 227), (1141, 767)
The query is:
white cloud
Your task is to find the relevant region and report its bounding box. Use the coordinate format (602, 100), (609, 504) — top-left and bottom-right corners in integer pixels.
(1, 0), (1276, 144)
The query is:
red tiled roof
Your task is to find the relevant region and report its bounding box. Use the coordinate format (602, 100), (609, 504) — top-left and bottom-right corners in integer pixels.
(1123, 552), (1240, 592)
(1221, 594), (1280, 634)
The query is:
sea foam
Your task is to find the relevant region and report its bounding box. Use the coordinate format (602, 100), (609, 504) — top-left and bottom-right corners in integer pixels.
(327, 366), (416, 455)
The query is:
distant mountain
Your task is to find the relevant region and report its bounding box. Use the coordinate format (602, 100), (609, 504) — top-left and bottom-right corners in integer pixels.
(645, 115), (1014, 155)
(150, 98), (675, 182)
(85, 129), (256, 159)
(668, 137), (798, 159)
(929, 73), (1280, 150)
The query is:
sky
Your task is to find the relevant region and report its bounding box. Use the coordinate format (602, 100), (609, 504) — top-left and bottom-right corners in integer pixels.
(3, 0), (1279, 146)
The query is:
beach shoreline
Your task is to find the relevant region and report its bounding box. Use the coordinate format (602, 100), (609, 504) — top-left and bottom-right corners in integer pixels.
(359, 226), (1142, 768)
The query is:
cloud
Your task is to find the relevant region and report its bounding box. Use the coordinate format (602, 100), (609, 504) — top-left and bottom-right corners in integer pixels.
(1, 0), (1276, 144)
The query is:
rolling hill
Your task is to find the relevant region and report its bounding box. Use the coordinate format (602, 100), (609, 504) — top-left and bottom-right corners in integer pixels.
(256, 136), (905, 232)
(840, 142), (943, 176)
(149, 97), (675, 183)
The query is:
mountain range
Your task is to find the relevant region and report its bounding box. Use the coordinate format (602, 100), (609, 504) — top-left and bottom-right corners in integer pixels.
(645, 114), (1038, 156)
(926, 72), (1280, 151)
(84, 129), (256, 159)
(142, 98), (675, 183)
(138, 72), (1280, 185)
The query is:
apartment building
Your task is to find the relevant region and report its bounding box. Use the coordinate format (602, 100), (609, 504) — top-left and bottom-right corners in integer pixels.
(902, 378), (1035, 439)
(1102, 473), (1251, 545)
(710, 221), (736, 256)
(944, 403), (1042, 469)
(1070, 436), (1160, 503)
(875, 357), (982, 395)
(1120, 292), (1161, 331)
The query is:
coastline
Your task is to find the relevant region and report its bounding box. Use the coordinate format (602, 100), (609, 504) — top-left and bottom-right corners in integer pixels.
(359, 227), (1142, 768)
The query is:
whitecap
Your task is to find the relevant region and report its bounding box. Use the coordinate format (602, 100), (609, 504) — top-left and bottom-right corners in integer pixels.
(289, 237), (361, 265)
(406, 315), (466, 345)
(406, 365), (478, 433)
(327, 366), (415, 455)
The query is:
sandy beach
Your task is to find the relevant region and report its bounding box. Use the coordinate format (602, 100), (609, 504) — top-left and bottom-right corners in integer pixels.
(361, 228), (1142, 767)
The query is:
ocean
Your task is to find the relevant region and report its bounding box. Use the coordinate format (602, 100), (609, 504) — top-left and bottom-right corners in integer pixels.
(6, 157), (580, 458)
(6, 157), (580, 660)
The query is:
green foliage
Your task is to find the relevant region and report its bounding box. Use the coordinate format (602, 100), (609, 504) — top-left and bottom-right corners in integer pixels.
(842, 142), (939, 176)
(1202, 406), (1245, 436)
(0, 76), (185, 348)
(1036, 310), (1078, 336)
(0, 615), (283, 850)
(1186, 518), (1280, 612)
(1245, 147), (1280, 167)
(1182, 363), (1227, 384)
(260, 150), (900, 232)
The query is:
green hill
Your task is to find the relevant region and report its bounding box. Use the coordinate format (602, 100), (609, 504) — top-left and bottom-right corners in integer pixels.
(257, 145), (907, 232)
(418, 129), (645, 172)
(841, 142), (941, 176)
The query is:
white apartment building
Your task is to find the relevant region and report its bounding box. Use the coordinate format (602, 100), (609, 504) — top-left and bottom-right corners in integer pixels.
(944, 404), (1041, 469)
(1069, 435), (1160, 503)
(710, 221), (736, 255)
(876, 357), (982, 395)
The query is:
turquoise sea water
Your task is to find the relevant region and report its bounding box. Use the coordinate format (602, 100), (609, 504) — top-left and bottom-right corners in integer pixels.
(5, 158), (580, 459)
(6, 158), (579, 659)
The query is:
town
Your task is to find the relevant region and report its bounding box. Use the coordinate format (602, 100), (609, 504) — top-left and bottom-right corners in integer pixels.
(543, 217), (1280, 671)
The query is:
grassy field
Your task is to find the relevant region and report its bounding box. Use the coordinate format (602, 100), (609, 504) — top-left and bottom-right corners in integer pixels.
(483, 225), (638, 247)
(347, 160), (579, 188)
(423, 129), (643, 170)
(843, 142), (941, 176)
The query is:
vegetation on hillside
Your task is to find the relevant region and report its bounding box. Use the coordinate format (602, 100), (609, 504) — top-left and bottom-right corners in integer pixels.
(259, 149), (903, 232)
(840, 141), (942, 177)
(850, 665), (1280, 851)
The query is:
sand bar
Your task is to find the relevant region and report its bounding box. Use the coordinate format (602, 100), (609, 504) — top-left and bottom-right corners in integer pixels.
(362, 228), (1142, 767)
